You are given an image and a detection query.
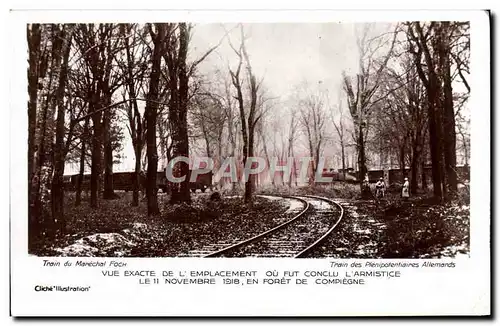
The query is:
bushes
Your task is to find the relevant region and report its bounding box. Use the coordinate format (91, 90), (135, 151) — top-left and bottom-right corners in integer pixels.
(163, 200), (223, 223)
(257, 182), (361, 199)
(306, 182), (360, 199)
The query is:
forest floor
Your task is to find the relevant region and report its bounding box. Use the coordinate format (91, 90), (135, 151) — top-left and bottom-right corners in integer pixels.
(295, 184), (470, 258)
(31, 191), (293, 257)
(31, 183), (470, 258)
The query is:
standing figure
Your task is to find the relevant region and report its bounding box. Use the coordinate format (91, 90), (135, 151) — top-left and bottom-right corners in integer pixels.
(375, 177), (386, 198)
(402, 177), (410, 199)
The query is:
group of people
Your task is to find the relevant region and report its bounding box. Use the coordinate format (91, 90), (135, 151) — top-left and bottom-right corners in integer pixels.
(363, 175), (410, 199)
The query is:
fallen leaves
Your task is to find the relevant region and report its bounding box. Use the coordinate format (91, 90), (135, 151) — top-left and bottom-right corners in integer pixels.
(307, 193), (470, 258)
(37, 192), (291, 257)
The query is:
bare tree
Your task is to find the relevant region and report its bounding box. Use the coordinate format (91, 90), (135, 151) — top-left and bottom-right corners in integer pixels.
(75, 118), (89, 206)
(31, 24), (66, 234)
(50, 25), (75, 235)
(143, 23), (165, 215)
(73, 23), (118, 208)
(228, 25), (264, 204)
(331, 97), (348, 181)
(163, 23), (224, 204)
(287, 108), (299, 187)
(298, 88), (327, 180)
(343, 23), (398, 192)
(191, 90), (227, 161)
(27, 23), (43, 245)
(119, 23), (150, 206)
(406, 21), (467, 200)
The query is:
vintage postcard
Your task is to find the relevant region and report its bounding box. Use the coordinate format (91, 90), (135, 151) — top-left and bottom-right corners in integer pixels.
(9, 8), (490, 317)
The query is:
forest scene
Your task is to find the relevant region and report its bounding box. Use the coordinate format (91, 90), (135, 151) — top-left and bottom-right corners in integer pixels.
(27, 22), (470, 258)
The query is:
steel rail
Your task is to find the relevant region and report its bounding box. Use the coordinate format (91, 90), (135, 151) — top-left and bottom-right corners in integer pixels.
(204, 195), (310, 258)
(294, 195), (344, 258)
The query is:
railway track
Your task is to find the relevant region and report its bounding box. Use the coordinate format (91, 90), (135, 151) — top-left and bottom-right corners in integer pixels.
(177, 195), (309, 257)
(203, 195), (344, 258)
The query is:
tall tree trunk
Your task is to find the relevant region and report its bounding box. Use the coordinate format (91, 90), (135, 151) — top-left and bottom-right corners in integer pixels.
(34, 25), (64, 230)
(410, 152), (418, 194)
(169, 23), (191, 204)
(235, 82), (248, 191)
(287, 145), (293, 188)
(341, 140), (346, 181)
(245, 127), (255, 203)
(243, 74), (258, 204)
(77, 23), (105, 209)
(33, 61), (53, 212)
(421, 159), (427, 190)
(102, 35), (116, 200)
(399, 143), (405, 173)
(51, 25), (73, 235)
(90, 97), (103, 208)
(413, 22), (444, 201)
(231, 50), (248, 194)
(358, 123), (367, 192)
(144, 23), (163, 215)
(102, 105), (115, 199)
(315, 141), (322, 177)
(123, 28), (143, 206)
(27, 23), (42, 247)
(427, 91), (443, 200)
(226, 82), (236, 189)
(178, 24), (192, 204)
(410, 136), (420, 194)
(133, 140), (142, 206)
(439, 23), (458, 197)
(27, 24), (41, 190)
(75, 119), (89, 206)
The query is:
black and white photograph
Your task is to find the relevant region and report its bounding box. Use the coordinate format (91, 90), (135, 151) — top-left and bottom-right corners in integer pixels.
(26, 21), (472, 259)
(9, 7), (491, 317)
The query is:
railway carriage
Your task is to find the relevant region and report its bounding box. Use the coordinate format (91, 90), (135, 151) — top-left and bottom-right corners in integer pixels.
(317, 169), (358, 185)
(189, 170), (213, 193)
(63, 169), (213, 193)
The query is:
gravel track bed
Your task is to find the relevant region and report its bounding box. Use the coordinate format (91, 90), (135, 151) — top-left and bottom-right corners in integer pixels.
(217, 196), (339, 257)
(179, 196), (306, 257)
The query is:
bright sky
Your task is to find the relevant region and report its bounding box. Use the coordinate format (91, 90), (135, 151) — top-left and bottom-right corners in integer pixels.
(190, 23), (361, 99)
(64, 22), (469, 174)
(66, 23), (367, 174)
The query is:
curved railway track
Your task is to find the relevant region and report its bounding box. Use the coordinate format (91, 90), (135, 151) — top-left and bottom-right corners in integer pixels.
(203, 195), (344, 258)
(177, 195), (309, 257)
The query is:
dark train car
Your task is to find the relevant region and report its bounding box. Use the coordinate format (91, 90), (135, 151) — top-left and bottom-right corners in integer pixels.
(388, 169), (410, 184)
(316, 169), (357, 185)
(367, 170), (384, 182)
(66, 172), (133, 192)
(189, 170), (213, 192)
(63, 175), (74, 190)
(363, 169), (408, 184)
(67, 173), (90, 190)
(312, 164), (469, 187)
(315, 169), (339, 186)
(113, 172), (139, 191)
(63, 169), (215, 193)
(157, 169), (213, 193)
(338, 171), (358, 183)
(157, 171), (168, 192)
(320, 169), (339, 180)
